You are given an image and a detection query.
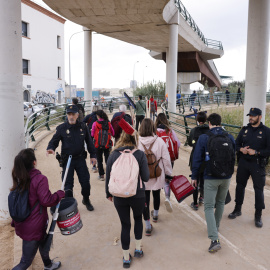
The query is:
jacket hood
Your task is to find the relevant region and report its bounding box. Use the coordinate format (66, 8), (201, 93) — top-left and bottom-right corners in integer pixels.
(139, 135), (157, 146)
(29, 168), (41, 178)
(114, 146), (135, 152)
(210, 127), (225, 135)
(150, 98), (154, 101)
(198, 124), (209, 130)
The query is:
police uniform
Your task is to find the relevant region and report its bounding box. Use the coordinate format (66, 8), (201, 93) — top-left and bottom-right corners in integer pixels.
(229, 108), (270, 226)
(47, 105), (97, 211)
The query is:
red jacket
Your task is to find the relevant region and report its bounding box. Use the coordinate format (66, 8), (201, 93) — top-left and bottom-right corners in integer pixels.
(12, 169), (65, 241)
(148, 98), (157, 112)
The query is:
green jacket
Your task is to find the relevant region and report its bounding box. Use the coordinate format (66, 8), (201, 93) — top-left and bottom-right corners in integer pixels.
(135, 100), (146, 116)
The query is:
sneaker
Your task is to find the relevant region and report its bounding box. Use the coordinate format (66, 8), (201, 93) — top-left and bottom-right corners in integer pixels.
(82, 198), (94, 211)
(98, 175), (105, 181)
(92, 167), (98, 173)
(123, 254), (132, 269)
(44, 260), (61, 270)
(190, 202), (198, 211)
(151, 210), (158, 222)
(228, 206), (242, 219)
(134, 249), (144, 258)
(164, 198), (173, 213)
(199, 196), (204, 205)
(208, 239), (221, 253)
(145, 224), (153, 236)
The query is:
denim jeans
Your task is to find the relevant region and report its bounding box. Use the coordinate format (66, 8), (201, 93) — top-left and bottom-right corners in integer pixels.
(204, 178), (231, 241)
(13, 239), (51, 270)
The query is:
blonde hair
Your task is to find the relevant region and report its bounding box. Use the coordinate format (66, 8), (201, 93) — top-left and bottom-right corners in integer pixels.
(114, 131), (138, 150)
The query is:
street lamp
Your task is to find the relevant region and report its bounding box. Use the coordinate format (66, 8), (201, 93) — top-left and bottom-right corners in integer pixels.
(132, 61), (139, 97)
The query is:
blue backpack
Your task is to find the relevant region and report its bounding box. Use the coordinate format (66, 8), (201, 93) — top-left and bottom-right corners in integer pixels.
(8, 188), (39, 223)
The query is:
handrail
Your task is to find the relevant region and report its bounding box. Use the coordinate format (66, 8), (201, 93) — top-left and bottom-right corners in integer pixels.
(174, 0), (223, 51)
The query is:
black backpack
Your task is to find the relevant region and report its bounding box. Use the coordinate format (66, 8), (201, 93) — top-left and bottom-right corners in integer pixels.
(8, 188), (39, 223)
(207, 131), (235, 178)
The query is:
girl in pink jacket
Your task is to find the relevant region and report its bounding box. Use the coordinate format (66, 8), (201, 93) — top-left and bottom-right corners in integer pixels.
(138, 119), (172, 236)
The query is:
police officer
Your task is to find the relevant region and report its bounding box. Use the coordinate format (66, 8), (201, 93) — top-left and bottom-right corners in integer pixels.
(46, 105), (97, 211)
(228, 108), (270, 227)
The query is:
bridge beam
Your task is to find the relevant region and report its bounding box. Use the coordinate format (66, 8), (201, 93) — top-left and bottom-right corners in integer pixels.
(0, 0), (24, 221)
(244, 0), (270, 124)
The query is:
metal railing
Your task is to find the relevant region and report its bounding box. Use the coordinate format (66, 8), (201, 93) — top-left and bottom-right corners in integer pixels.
(174, 0), (223, 50)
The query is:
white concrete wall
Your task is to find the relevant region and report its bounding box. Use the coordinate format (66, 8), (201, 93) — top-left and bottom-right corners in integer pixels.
(21, 3), (65, 103)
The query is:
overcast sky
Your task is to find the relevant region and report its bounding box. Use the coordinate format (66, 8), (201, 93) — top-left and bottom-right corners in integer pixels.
(35, 0), (261, 89)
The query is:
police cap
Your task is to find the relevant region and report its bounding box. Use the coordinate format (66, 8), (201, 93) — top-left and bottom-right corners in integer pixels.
(66, 105), (78, 113)
(247, 107), (262, 116)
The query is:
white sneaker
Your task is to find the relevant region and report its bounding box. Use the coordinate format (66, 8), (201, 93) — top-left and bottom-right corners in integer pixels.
(44, 260), (61, 270)
(164, 198), (173, 213)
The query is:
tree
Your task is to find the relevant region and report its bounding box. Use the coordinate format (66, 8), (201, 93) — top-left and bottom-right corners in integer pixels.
(227, 80), (245, 93)
(134, 81), (165, 97)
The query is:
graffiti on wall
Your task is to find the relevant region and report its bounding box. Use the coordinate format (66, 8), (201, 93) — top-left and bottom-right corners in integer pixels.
(33, 91), (57, 103)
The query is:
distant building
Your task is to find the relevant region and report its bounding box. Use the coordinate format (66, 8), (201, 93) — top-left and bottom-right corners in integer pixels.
(22, 0), (65, 103)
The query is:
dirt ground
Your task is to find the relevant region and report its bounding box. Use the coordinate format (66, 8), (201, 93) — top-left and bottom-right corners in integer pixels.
(10, 131), (268, 270)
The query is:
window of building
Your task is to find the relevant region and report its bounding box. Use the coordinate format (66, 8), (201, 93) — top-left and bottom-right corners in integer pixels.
(22, 21), (28, 37)
(58, 66), (61, 79)
(23, 59), (29, 74)
(57, 35), (61, 49)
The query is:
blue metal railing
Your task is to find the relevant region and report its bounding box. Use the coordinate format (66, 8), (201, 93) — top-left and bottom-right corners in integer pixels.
(174, 0), (223, 50)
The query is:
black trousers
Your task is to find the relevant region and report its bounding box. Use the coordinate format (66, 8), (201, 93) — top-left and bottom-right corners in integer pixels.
(114, 196), (145, 250)
(234, 95), (243, 104)
(193, 171), (204, 205)
(96, 148), (110, 176)
(62, 156), (90, 198)
(13, 239), (51, 270)
(235, 158), (265, 210)
(135, 115), (145, 131)
(143, 190), (161, 220)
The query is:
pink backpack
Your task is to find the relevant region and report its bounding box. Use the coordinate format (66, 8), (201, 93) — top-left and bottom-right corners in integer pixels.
(109, 149), (140, 198)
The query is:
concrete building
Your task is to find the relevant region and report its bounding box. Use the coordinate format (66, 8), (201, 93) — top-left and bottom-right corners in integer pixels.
(22, 0), (65, 104)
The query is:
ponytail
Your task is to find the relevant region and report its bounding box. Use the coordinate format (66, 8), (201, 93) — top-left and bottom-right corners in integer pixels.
(11, 148), (36, 192)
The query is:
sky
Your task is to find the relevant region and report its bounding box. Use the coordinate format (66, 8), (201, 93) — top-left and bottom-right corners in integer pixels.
(34, 0), (257, 90)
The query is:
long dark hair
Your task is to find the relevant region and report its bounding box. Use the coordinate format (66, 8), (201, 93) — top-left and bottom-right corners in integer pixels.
(155, 113), (171, 134)
(96, 110), (109, 121)
(11, 148), (36, 192)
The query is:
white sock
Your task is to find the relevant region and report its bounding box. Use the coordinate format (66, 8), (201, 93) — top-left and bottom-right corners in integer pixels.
(154, 210), (159, 216)
(135, 239), (142, 251)
(145, 219), (151, 229)
(123, 249), (130, 260)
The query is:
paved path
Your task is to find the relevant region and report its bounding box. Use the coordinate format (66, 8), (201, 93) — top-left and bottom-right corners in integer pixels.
(24, 132), (270, 270)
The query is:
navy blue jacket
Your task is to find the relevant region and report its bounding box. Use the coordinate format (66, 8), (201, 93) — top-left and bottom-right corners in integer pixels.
(191, 127), (236, 180)
(47, 121), (96, 158)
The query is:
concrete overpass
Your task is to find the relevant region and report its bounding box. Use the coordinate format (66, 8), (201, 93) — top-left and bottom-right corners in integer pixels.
(42, 0), (223, 109)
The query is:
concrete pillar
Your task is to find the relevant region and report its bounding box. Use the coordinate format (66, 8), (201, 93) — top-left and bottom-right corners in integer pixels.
(167, 23), (178, 112)
(244, 0), (270, 124)
(0, 0), (24, 221)
(84, 29), (92, 113)
(165, 48), (169, 97)
(178, 72), (201, 94)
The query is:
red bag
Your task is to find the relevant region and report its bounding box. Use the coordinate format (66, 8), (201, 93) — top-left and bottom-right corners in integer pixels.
(170, 175), (194, 203)
(156, 130), (178, 162)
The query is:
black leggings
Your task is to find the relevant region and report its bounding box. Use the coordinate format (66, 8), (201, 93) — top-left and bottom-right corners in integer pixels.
(143, 190), (161, 221)
(13, 239), (51, 270)
(114, 196), (145, 250)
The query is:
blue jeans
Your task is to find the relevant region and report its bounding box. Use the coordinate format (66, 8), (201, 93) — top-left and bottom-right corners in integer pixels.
(13, 239), (51, 270)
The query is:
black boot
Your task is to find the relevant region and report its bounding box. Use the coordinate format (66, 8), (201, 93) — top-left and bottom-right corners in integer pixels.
(255, 209), (263, 228)
(82, 197), (94, 211)
(228, 205), (242, 219)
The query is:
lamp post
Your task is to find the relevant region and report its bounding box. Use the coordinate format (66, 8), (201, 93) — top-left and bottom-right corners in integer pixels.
(132, 61), (139, 97)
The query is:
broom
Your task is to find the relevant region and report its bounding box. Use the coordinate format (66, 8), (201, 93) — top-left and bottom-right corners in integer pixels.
(42, 155), (72, 252)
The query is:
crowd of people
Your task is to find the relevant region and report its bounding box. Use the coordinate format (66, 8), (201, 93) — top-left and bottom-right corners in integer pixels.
(9, 96), (270, 269)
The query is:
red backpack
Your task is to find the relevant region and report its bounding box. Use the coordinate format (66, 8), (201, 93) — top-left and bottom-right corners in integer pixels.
(156, 130), (178, 162)
(93, 120), (113, 149)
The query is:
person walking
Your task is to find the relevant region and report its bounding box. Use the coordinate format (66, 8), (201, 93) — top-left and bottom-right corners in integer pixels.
(47, 105), (97, 211)
(148, 95), (157, 122)
(189, 91), (197, 111)
(111, 104), (133, 143)
(228, 108), (270, 228)
(11, 148), (65, 270)
(72, 98), (85, 122)
(234, 87), (243, 105)
(191, 113), (235, 253)
(188, 111), (209, 211)
(176, 90), (181, 112)
(155, 113), (180, 212)
(138, 118), (172, 236)
(91, 110), (115, 180)
(105, 119), (149, 268)
(225, 89), (230, 105)
(135, 95), (146, 131)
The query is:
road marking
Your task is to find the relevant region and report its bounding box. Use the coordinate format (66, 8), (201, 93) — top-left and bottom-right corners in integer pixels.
(170, 197), (267, 270)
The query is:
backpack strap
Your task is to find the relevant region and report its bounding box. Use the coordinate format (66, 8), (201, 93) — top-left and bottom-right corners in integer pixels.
(148, 137), (158, 152)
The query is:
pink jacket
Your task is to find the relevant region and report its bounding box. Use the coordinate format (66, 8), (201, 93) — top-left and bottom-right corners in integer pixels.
(138, 135), (172, 190)
(91, 118), (115, 137)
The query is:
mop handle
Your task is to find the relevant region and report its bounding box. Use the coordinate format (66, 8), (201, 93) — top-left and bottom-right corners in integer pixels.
(52, 155), (72, 219)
